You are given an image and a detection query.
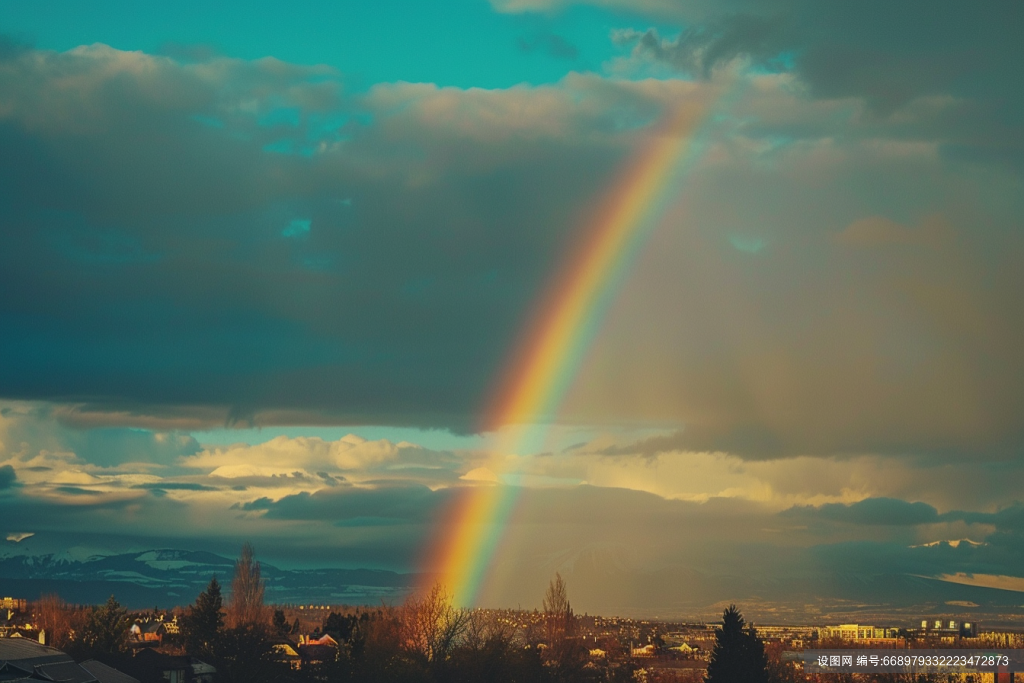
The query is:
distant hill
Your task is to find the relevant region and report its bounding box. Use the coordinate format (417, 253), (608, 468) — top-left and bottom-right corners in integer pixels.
(0, 549), (422, 609)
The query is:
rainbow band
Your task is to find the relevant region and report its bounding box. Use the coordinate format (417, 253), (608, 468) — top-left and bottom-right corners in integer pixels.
(493, 102), (711, 428)
(424, 92), (723, 607)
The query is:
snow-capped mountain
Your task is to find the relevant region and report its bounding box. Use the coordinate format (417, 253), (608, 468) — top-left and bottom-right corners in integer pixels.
(0, 549), (421, 608)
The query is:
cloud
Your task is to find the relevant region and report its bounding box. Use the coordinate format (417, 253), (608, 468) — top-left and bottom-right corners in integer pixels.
(132, 482), (219, 491)
(460, 467), (499, 483)
(786, 497), (940, 526)
(181, 434), (464, 487)
(0, 45), (709, 431)
(0, 40), (1022, 465)
(0, 27), (1020, 615)
(3, 401), (1024, 615)
(948, 504), (1024, 532)
(0, 464), (15, 488)
(930, 573), (1024, 593)
(5, 531), (33, 542)
(612, 19), (790, 79)
(575, 1), (1024, 114)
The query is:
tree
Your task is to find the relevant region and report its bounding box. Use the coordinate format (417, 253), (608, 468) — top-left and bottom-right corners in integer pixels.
(34, 594), (84, 649)
(228, 542), (268, 629)
(704, 605), (769, 683)
(218, 622), (285, 683)
(541, 573), (588, 681)
(543, 573), (574, 643)
(70, 595), (131, 661)
(182, 576), (225, 658)
(764, 640), (801, 683)
(273, 609), (288, 635)
(399, 582), (469, 665)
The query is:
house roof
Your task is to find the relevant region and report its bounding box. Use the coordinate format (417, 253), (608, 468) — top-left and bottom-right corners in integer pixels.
(35, 661), (99, 683)
(0, 638), (72, 666)
(189, 659), (216, 675)
(80, 660), (142, 683)
(0, 642), (100, 683)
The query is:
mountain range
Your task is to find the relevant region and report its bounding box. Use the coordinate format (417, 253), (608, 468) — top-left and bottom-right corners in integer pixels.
(0, 549), (421, 609)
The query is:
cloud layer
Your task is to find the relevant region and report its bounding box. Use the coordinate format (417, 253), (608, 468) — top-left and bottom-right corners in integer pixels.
(1, 37), (1021, 463)
(1, 0), (1023, 616)
(4, 404), (1024, 616)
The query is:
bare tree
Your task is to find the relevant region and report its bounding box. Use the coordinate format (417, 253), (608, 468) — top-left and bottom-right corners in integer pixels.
(462, 608), (516, 651)
(543, 572), (576, 645)
(34, 594), (83, 649)
(228, 542), (268, 629)
(542, 573), (587, 679)
(399, 582), (469, 663)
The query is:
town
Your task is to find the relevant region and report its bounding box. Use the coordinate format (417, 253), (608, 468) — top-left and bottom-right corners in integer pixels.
(3, 584), (1022, 683)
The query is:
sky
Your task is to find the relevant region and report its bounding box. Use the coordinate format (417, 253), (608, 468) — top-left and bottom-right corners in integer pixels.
(1, 0), (1024, 617)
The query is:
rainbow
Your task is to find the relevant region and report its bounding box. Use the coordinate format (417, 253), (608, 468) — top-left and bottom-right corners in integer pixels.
(422, 91), (722, 607)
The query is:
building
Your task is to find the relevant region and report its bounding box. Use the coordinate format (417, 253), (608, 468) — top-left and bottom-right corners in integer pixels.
(631, 644), (657, 657)
(299, 633), (339, 647)
(0, 637), (101, 683)
(820, 624), (901, 641)
(0, 598), (27, 612)
(909, 618), (979, 640)
(81, 659), (142, 683)
(979, 631), (1024, 648)
(271, 637), (302, 670)
(129, 620), (171, 644)
(112, 648), (216, 683)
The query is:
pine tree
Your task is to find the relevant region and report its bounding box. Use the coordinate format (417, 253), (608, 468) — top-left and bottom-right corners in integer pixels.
(71, 595), (131, 661)
(704, 605), (769, 683)
(272, 609), (288, 635)
(182, 576), (225, 658)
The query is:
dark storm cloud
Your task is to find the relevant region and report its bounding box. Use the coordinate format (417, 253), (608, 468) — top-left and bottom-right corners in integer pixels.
(1, 32), (1023, 465)
(0, 465), (16, 489)
(612, 1), (1024, 168)
(0, 44), (646, 431)
(784, 499), (1024, 537)
(254, 484), (450, 523)
(53, 486), (103, 496)
(132, 482), (219, 491)
(615, 1), (1024, 105)
(949, 504), (1024, 533)
(0, 403), (200, 467)
(784, 497), (940, 526)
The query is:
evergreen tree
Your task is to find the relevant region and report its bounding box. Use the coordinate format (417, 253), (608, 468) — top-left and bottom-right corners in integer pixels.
(182, 576), (225, 658)
(704, 605), (769, 683)
(273, 609), (288, 635)
(70, 595), (131, 661)
(218, 623), (285, 683)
